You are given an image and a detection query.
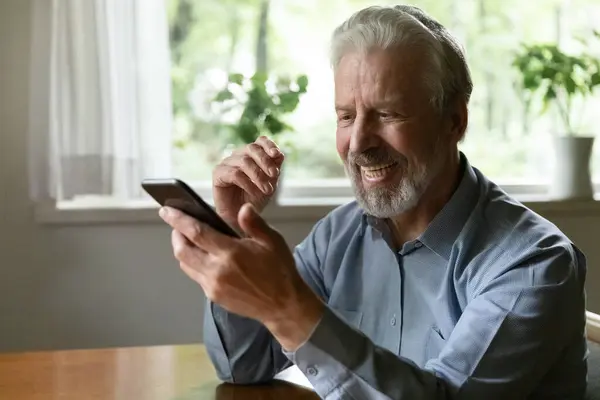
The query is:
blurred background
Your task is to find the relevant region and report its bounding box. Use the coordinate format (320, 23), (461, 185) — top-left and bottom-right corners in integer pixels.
(167, 0), (600, 184)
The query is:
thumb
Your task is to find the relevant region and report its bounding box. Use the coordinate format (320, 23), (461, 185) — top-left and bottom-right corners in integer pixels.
(238, 203), (276, 244)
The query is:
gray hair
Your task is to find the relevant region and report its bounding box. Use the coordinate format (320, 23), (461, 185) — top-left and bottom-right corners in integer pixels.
(330, 5), (473, 112)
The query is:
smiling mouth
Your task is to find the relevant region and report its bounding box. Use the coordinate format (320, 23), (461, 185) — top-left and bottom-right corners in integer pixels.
(360, 162), (398, 180)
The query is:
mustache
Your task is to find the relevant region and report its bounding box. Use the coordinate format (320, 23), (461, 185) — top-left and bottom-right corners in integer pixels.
(348, 148), (404, 167)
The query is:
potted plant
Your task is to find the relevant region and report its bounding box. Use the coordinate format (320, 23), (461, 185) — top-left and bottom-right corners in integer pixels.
(512, 33), (600, 200)
(213, 71), (307, 146)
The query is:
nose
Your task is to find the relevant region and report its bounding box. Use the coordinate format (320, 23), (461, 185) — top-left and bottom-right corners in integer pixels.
(349, 115), (380, 154)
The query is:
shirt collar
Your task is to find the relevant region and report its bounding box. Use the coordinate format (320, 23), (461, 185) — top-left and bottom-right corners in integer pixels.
(361, 152), (480, 260)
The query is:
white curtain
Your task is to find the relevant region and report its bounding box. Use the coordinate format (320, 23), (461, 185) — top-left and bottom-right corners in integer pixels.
(29, 0), (172, 201)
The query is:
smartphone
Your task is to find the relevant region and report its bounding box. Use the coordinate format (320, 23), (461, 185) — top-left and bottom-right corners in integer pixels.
(141, 178), (240, 238)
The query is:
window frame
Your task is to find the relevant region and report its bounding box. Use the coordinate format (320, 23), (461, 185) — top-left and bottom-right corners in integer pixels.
(34, 179), (600, 225)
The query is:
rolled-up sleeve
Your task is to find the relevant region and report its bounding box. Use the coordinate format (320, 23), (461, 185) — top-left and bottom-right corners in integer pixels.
(284, 244), (587, 399)
(203, 217), (332, 384)
(203, 300), (292, 383)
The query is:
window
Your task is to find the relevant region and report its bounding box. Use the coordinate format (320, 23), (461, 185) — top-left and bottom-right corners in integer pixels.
(168, 0), (600, 194)
(29, 0), (600, 210)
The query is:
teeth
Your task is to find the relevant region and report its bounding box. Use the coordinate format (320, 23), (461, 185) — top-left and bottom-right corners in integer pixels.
(361, 162), (395, 172)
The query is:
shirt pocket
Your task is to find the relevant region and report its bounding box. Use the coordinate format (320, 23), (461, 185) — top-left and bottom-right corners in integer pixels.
(425, 325), (446, 362)
(331, 308), (363, 330)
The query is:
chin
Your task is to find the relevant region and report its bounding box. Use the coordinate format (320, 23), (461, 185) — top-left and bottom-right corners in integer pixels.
(352, 181), (423, 218)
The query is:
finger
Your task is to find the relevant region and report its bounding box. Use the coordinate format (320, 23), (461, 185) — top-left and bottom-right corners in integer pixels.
(256, 136), (285, 159)
(160, 207), (233, 253)
(213, 165), (266, 198)
(246, 143), (281, 179)
(171, 229), (206, 266)
(180, 262), (219, 301)
(238, 203), (279, 246)
(179, 261), (203, 284)
(239, 155), (273, 195)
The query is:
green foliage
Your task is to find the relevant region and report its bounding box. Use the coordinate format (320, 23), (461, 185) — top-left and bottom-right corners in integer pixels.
(168, 0), (600, 182)
(512, 31), (600, 135)
(213, 72), (309, 145)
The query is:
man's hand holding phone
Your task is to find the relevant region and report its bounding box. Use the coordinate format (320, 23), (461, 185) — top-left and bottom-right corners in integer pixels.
(159, 136), (324, 352)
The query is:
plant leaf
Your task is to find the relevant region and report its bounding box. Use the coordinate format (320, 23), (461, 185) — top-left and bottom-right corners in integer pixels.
(564, 76), (577, 95)
(278, 92), (301, 113)
(228, 73), (244, 86)
(213, 89), (234, 102)
(251, 71), (268, 87)
(235, 120), (260, 144)
(296, 75), (309, 93)
(592, 71), (600, 87)
(541, 85), (556, 113)
(264, 114), (287, 134)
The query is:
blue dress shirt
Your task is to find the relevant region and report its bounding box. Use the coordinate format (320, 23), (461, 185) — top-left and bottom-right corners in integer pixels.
(203, 155), (588, 399)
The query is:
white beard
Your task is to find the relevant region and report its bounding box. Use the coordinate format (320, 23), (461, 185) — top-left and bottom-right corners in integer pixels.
(347, 150), (443, 218)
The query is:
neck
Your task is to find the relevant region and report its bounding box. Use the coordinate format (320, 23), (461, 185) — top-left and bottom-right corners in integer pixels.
(389, 150), (462, 247)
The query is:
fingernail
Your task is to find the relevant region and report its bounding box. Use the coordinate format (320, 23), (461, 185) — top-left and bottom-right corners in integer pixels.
(263, 183), (273, 194)
(269, 148), (281, 157)
(159, 207), (170, 218)
(269, 167), (278, 177)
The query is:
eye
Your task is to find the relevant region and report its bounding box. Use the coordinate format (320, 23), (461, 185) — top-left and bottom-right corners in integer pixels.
(378, 111), (396, 120)
(337, 114), (355, 124)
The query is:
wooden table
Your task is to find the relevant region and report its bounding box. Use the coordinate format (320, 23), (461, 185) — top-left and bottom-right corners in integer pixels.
(0, 344), (319, 400)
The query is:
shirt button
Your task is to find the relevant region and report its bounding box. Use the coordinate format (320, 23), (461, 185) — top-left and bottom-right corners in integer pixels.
(414, 241), (423, 249)
(306, 366), (318, 376)
(391, 316), (397, 326)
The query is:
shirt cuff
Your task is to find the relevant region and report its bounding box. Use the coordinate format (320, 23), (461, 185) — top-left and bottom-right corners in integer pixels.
(203, 301), (233, 380)
(282, 306), (366, 396)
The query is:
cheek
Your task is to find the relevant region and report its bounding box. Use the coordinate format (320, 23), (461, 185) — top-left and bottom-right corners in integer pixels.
(336, 127), (350, 161)
(381, 123), (412, 156)
(381, 122), (433, 169)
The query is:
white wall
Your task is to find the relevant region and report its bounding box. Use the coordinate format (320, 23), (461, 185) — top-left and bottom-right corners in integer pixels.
(1, 0), (599, 353)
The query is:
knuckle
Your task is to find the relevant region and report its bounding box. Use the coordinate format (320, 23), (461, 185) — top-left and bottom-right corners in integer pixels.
(232, 168), (246, 182)
(230, 148), (244, 157)
(191, 222), (204, 243)
(171, 230), (186, 260)
(173, 243), (186, 260)
(259, 150), (271, 164)
(240, 155), (253, 167)
(242, 157), (262, 176)
(257, 135), (275, 149)
(212, 166), (226, 181)
(221, 249), (237, 266)
(247, 143), (261, 153)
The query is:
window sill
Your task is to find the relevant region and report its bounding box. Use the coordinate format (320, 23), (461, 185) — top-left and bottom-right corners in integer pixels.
(34, 195), (600, 225)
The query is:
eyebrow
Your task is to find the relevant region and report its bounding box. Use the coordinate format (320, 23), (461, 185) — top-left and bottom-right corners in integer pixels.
(334, 104), (355, 112)
(334, 92), (407, 113)
(335, 94), (405, 111)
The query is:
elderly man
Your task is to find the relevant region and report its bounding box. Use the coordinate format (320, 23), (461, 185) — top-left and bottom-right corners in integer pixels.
(159, 5), (588, 399)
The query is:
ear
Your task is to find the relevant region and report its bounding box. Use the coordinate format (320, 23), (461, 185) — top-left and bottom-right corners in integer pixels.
(446, 98), (468, 143)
